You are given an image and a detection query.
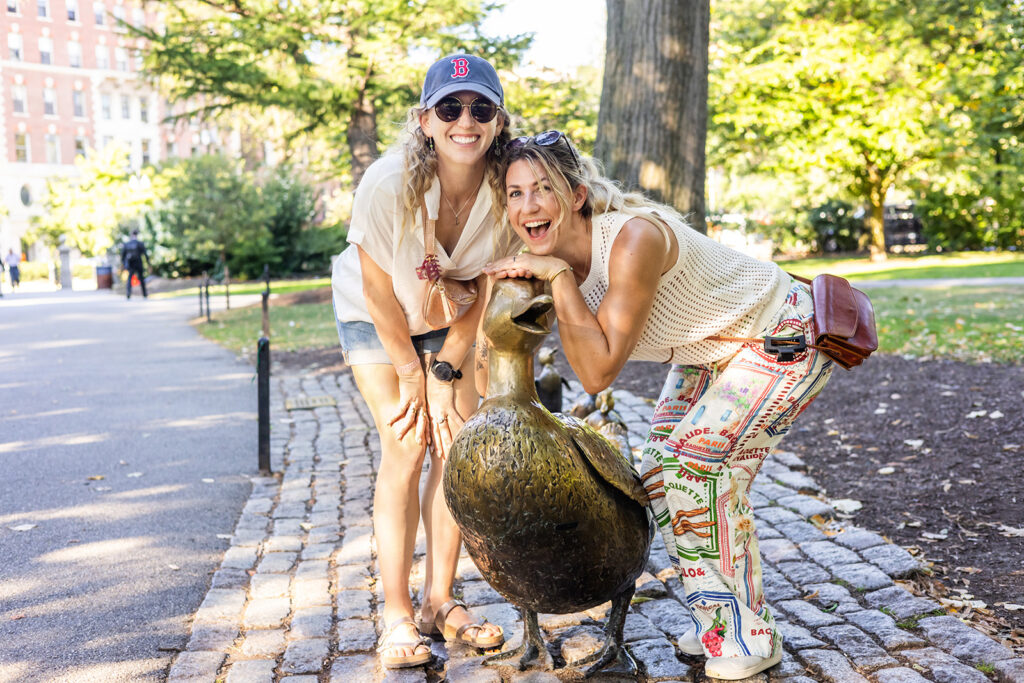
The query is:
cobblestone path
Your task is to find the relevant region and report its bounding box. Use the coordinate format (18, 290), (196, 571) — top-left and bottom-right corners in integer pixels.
(166, 371), (1024, 682)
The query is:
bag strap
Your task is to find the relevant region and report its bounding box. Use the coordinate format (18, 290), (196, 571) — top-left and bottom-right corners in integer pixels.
(420, 205), (436, 258)
(706, 271), (819, 352)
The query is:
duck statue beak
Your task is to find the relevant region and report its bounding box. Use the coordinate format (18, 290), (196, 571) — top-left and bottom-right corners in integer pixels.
(510, 294), (554, 335)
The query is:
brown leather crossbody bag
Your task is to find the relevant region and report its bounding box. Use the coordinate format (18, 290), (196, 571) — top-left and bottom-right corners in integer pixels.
(709, 273), (878, 370)
(417, 206), (479, 330)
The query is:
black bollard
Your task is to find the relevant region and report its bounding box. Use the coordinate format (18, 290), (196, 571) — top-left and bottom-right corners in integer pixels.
(257, 336), (271, 474)
(204, 278), (212, 323)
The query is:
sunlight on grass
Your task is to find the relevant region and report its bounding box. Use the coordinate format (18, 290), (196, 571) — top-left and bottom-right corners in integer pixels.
(869, 285), (1024, 364)
(782, 251), (1024, 281)
(154, 277), (331, 300)
(195, 302), (337, 355)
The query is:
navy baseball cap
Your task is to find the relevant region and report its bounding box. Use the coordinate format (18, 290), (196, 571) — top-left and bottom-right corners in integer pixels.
(420, 53), (504, 108)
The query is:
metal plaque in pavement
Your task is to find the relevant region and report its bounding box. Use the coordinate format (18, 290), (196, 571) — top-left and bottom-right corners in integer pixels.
(285, 395), (337, 411)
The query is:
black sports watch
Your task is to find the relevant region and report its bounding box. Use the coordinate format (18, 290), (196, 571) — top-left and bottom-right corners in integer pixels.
(430, 360), (463, 383)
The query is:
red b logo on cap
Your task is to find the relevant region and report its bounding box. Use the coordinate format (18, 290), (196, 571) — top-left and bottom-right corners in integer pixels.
(451, 57), (469, 78)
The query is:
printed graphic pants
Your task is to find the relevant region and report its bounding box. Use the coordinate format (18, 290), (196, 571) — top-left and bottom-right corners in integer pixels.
(639, 282), (833, 659)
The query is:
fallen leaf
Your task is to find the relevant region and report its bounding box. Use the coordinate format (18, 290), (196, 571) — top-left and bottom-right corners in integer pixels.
(1000, 603), (1024, 611)
(201, 478), (214, 483)
(126, 472), (143, 478)
(1003, 444), (1021, 452)
(904, 439), (924, 449)
(922, 529), (949, 541)
(831, 499), (863, 514)
(965, 410), (988, 419)
(8, 524), (36, 532)
(167, 564), (181, 571)
(878, 466), (896, 475)
(955, 566), (983, 574)
(10, 615), (26, 621)
(86, 475), (105, 481)
(998, 524), (1024, 538)
(989, 410), (1004, 419)
(216, 534), (232, 540)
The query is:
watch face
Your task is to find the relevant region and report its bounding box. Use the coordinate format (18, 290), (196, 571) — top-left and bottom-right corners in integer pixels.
(432, 361), (455, 381)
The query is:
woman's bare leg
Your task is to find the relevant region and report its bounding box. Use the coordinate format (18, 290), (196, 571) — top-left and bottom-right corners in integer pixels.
(419, 358), (502, 639)
(351, 363), (429, 657)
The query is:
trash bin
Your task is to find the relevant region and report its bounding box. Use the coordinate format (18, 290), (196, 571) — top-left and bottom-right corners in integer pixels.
(96, 265), (113, 289)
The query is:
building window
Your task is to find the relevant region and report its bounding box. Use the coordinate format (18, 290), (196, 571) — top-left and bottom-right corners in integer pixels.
(95, 44), (109, 69)
(101, 93), (111, 119)
(74, 136), (88, 158)
(38, 36), (53, 64)
(115, 46), (127, 71)
(72, 90), (85, 117)
(8, 33), (23, 61)
(120, 94), (130, 118)
(166, 140), (177, 158)
(139, 96), (148, 122)
(111, 3), (122, 28)
(93, 1), (102, 24)
(43, 88), (57, 115)
(36, 0), (47, 18)
(141, 139), (150, 165)
(45, 134), (60, 163)
(66, 0), (77, 20)
(68, 40), (82, 67)
(131, 6), (142, 26)
(7, 0), (19, 13)
(102, 135), (113, 148)
(12, 85), (27, 114)
(15, 133), (29, 162)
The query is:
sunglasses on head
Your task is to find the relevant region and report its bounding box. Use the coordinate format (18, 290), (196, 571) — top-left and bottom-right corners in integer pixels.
(434, 96), (499, 123)
(507, 130), (582, 172)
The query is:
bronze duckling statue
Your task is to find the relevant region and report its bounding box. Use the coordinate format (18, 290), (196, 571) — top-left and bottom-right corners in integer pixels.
(584, 389), (633, 462)
(444, 278), (652, 676)
(534, 346), (569, 413)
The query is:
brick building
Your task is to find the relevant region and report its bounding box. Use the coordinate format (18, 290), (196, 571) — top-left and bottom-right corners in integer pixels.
(0, 0), (203, 259)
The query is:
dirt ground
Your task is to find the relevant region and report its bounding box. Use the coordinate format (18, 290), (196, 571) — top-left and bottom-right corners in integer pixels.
(274, 326), (1024, 649)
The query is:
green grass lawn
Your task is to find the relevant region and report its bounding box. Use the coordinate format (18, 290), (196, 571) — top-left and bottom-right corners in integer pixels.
(196, 301), (337, 354)
(196, 281), (1024, 366)
(868, 284), (1024, 364)
(154, 277), (331, 300)
(782, 251), (1024, 281)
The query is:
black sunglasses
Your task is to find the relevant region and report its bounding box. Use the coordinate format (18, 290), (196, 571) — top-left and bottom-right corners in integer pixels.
(434, 96), (499, 124)
(507, 130), (582, 172)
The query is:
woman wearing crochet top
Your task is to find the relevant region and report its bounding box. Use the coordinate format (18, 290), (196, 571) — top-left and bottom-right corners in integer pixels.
(331, 54), (510, 669)
(482, 132), (834, 680)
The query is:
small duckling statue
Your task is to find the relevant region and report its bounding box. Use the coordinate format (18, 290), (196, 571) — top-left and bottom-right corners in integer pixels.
(534, 346), (570, 413)
(568, 391), (597, 419)
(583, 389), (633, 461)
(444, 278), (652, 677)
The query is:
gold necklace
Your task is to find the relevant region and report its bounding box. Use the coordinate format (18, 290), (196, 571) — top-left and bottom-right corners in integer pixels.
(441, 189), (476, 226)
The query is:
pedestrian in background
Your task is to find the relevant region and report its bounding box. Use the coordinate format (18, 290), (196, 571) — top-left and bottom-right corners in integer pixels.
(120, 230), (149, 299)
(5, 248), (19, 291)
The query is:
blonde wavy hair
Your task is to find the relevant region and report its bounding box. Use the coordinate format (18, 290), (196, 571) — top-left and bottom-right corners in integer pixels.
(499, 134), (687, 241)
(398, 106), (514, 242)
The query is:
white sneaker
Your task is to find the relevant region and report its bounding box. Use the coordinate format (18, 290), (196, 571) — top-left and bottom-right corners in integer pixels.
(677, 631), (703, 656)
(704, 648), (783, 680)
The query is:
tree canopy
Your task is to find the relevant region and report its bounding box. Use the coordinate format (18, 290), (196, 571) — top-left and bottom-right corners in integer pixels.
(709, 0), (1024, 257)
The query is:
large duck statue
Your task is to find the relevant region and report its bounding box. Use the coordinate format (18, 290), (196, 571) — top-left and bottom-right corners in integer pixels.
(444, 278), (652, 676)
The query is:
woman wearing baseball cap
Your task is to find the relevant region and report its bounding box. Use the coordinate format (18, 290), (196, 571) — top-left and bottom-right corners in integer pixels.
(330, 53), (512, 668)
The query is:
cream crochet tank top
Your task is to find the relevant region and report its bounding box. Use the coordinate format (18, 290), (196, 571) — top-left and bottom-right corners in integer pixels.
(577, 210), (791, 365)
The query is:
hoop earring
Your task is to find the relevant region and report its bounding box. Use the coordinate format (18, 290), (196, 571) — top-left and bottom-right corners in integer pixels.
(426, 137), (435, 152)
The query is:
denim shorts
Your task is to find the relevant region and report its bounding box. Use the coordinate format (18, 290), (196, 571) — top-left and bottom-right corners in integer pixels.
(336, 319), (448, 366)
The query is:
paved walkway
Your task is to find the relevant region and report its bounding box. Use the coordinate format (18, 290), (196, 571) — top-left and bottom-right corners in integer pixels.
(165, 370), (1024, 682)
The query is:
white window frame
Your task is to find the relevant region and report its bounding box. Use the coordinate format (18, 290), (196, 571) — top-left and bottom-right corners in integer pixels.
(66, 0), (77, 20)
(43, 87), (57, 116)
(15, 132), (30, 163)
(38, 36), (53, 64)
(8, 33), (23, 61)
(68, 40), (82, 67)
(72, 89), (86, 117)
(45, 133), (60, 164)
(12, 84), (28, 114)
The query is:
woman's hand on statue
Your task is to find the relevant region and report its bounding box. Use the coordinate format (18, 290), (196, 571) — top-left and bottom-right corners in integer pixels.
(426, 374), (464, 460)
(388, 369), (429, 446)
(484, 254), (569, 282)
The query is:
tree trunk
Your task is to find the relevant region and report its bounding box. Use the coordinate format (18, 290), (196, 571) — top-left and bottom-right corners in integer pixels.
(866, 184), (887, 262)
(595, 0), (710, 232)
(347, 90), (378, 188)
